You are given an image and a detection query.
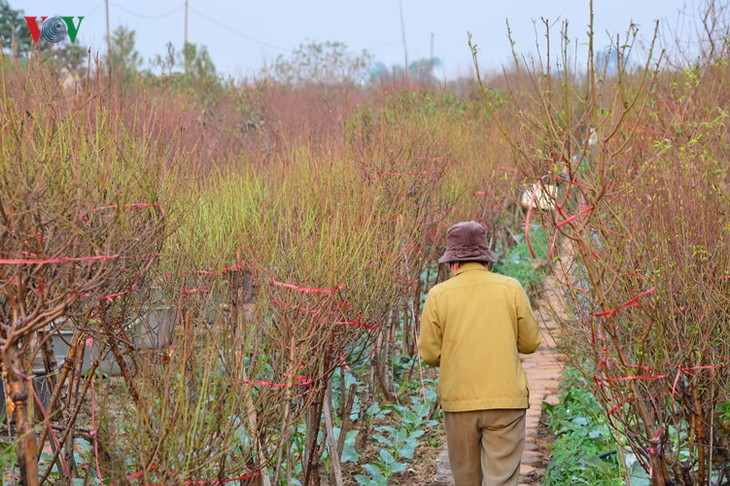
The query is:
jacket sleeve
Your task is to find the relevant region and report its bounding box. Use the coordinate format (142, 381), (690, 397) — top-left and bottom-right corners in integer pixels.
(515, 283), (541, 354)
(417, 292), (442, 367)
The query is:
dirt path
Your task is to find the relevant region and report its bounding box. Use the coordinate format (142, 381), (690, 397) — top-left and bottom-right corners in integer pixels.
(430, 274), (565, 485)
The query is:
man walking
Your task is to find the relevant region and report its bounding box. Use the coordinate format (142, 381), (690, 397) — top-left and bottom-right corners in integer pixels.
(418, 221), (542, 486)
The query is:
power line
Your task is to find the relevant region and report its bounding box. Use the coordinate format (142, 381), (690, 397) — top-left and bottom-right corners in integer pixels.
(188, 6), (289, 52)
(84, 2), (105, 17)
(110, 3), (185, 20)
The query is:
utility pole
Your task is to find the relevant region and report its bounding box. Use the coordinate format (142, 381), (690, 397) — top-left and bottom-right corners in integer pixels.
(184, 0), (189, 72)
(184, 0), (189, 46)
(105, 0), (111, 55)
(429, 32), (434, 81)
(105, 0), (111, 76)
(398, 0), (408, 82)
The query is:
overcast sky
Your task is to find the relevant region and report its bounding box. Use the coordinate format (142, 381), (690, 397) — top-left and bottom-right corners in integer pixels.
(13, 0), (707, 79)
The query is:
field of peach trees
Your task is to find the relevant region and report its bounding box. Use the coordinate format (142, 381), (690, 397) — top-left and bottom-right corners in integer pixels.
(0, 3), (728, 485)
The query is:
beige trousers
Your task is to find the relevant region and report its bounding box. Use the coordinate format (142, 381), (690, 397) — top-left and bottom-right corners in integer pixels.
(443, 409), (526, 486)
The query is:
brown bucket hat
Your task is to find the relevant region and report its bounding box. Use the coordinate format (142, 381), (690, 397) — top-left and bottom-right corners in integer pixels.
(438, 221), (498, 264)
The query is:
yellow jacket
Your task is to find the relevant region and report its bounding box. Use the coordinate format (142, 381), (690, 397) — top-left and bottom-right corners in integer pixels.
(418, 263), (541, 412)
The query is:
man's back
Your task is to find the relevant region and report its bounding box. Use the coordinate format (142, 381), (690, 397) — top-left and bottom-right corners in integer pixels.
(418, 262), (541, 412)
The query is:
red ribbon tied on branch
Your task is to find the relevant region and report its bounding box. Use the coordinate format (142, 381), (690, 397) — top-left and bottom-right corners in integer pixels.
(592, 286), (656, 317)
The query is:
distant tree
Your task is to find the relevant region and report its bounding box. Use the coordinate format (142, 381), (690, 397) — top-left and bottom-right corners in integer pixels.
(368, 57), (441, 84)
(152, 41), (218, 83)
(148, 41), (222, 115)
(0, 0), (32, 56)
(107, 25), (142, 83)
(368, 61), (388, 82)
(182, 42), (217, 84)
(151, 42), (177, 77)
(408, 57), (441, 81)
(595, 48), (622, 78)
(270, 40), (373, 85)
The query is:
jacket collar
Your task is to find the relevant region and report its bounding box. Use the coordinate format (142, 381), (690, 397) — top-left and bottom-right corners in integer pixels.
(454, 262), (489, 276)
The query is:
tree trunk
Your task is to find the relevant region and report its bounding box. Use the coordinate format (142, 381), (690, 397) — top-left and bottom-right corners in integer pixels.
(323, 380), (343, 486)
(5, 345), (39, 486)
(649, 454), (668, 486)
